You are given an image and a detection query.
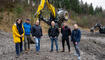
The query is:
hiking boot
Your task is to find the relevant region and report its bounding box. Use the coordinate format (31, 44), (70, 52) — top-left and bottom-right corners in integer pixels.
(25, 51), (28, 53)
(15, 54), (20, 58)
(20, 51), (24, 54)
(78, 56), (81, 60)
(74, 53), (78, 56)
(56, 50), (59, 53)
(50, 50), (53, 52)
(36, 52), (40, 55)
(27, 49), (30, 51)
(61, 50), (65, 52)
(68, 50), (71, 53)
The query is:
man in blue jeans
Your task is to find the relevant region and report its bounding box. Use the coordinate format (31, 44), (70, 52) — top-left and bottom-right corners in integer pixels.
(32, 20), (43, 53)
(71, 24), (81, 60)
(48, 21), (59, 52)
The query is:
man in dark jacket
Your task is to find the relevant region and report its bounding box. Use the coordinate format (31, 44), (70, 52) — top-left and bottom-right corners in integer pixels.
(71, 24), (81, 60)
(61, 23), (71, 52)
(32, 20), (43, 52)
(48, 21), (59, 52)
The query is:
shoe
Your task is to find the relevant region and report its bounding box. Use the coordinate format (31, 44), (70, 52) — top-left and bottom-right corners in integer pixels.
(78, 56), (81, 60)
(20, 51), (24, 54)
(61, 50), (65, 52)
(68, 50), (71, 53)
(27, 49), (30, 51)
(25, 51), (28, 53)
(16, 54), (19, 58)
(36, 52), (39, 55)
(56, 51), (59, 53)
(74, 53), (78, 56)
(50, 50), (53, 52)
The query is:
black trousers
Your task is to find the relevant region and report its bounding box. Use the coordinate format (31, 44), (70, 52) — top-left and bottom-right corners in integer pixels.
(62, 37), (70, 51)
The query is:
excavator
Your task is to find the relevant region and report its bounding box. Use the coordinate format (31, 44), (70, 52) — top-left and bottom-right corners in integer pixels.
(90, 23), (105, 34)
(34, 0), (69, 27)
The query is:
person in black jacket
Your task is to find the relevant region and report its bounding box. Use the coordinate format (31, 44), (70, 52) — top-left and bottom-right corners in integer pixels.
(48, 21), (59, 52)
(32, 20), (43, 52)
(71, 24), (81, 60)
(61, 23), (71, 52)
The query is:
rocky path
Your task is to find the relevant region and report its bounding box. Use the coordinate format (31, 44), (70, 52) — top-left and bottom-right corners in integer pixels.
(0, 30), (105, 60)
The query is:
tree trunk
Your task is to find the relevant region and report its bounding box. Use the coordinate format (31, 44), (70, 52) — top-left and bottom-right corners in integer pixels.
(28, 0), (30, 5)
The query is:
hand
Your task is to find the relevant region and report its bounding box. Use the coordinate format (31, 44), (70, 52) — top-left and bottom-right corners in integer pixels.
(75, 42), (77, 45)
(55, 36), (57, 38)
(33, 36), (35, 38)
(50, 37), (52, 38)
(20, 34), (23, 37)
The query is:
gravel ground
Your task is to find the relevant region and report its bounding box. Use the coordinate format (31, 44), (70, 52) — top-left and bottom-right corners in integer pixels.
(0, 30), (105, 60)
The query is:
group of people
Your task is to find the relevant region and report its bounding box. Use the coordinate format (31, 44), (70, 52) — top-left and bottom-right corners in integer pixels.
(12, 18), (81, 60)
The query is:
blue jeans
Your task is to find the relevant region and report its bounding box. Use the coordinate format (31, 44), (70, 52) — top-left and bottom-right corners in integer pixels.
(15, 40), (23, 55)
(50, 37), (58, 51)
(73, 42), (80, 57)
(34, 38), (40, 52)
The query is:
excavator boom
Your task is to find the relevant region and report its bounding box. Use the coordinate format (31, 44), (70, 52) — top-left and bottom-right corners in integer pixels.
(46, 0), (56, 18)
(35, 0), (56, 18)
(36, 0), (45, 17)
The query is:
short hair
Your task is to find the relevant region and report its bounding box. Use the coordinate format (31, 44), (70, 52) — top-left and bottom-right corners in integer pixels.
(74, 24), (78, 28)
(51, 21), (55, 23)
(74, 24), (78, 26)
(36, 20), (39, 23)
(26, 19), (30, 21)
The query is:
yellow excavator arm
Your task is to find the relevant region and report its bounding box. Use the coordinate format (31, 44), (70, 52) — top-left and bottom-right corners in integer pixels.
(36, 0), (45, 17)
(46, 0), (56, 18)
(36, 0), (56, 18)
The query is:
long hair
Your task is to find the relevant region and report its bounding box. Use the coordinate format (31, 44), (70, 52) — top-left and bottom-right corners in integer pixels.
(16, 18), (23, 34)
(16, 18), (22, 24)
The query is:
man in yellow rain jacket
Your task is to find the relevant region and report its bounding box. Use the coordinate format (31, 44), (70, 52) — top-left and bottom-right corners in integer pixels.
(12, 18), (25, 58)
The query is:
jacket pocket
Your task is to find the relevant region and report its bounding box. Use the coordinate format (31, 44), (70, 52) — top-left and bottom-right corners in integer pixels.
(14, 37), (21, 43)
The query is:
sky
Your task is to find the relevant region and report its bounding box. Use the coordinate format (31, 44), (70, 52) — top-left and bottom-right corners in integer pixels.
(79, 0), (105, 9)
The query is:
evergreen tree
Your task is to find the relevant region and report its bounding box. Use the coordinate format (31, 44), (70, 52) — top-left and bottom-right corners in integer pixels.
(95, 6), (103, 14)
(89, 3), (94, 15)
